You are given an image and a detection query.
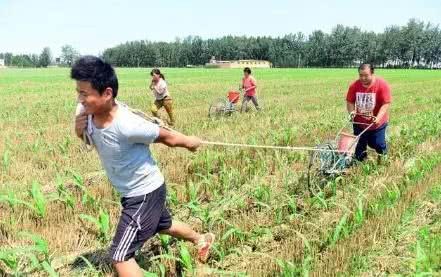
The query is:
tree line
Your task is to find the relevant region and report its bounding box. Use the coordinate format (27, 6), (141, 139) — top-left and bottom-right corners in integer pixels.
(101, 19), (441, 68)
(0, 45), (79, 68)
(2, 19), (440, 68)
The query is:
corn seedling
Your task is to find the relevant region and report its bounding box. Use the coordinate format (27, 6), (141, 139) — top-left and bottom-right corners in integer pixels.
(29, 181), (47, 218)
(354, 193), (364, 226)
(79, 209), (111, 242)
(143, 271), (159, 277)
(0, 191), (20, 211)
(0, 249), (19, 273)
(159, 234), (172, 252)
(2, 150), (10, 172)
(178, 243), (193, 273)
(329, 213), (349, 246)
(286, 194), (297, 219)
(222, 225), (248, 243)
(78, 256), (103, 276)
(311, 191), (328, 209)
(54, 177), (75, 209)
(274, 207), (284, 224)
(276, 259), (301, 276)
(0, 232), (55, 275)
(0, 182), (48, 219)
(58, 136), (71, 155)
(20, 232), (50, 261)
(71, 171), (95, 205)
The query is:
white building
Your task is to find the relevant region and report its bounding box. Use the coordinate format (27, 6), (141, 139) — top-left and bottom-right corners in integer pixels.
(206, 56), (272, 69)
(0, 59), (4, 67)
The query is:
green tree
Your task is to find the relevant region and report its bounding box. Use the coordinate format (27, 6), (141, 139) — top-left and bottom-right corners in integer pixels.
(39, 47), (52, 67)
(61, 45), (79, 66)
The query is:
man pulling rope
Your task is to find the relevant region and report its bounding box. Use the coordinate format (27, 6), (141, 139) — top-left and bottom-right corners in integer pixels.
(72, 56), (214, 277)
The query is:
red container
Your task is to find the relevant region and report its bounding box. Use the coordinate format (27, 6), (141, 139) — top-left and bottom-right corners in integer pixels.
(338, 132), (357, 154)
(228, 91), (240, 104)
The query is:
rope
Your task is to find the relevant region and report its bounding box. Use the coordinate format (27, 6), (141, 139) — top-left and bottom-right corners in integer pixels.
(201, 140), (351, 153)
(79, 102), (352, 154)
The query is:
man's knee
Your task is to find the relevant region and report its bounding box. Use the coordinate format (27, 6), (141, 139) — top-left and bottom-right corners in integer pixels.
(370, 133), (387, 154)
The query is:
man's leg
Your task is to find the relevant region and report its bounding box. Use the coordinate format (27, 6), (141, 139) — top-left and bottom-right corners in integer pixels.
(113, 259), (143, 277)
(151, 100), (163, 117)
(160, 221), (215, 262)
(160, 221), (200, 244)
(368, 123), (388, 164)
(354, 125), (369, 161)
(163, 99), (175, 126)
(109, 194), (150, 277)
(110, 186), (168, 276)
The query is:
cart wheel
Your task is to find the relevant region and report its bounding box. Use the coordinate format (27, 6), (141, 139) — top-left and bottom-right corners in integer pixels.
(307, 142), (336, 196)
(208, 98), (228, 118)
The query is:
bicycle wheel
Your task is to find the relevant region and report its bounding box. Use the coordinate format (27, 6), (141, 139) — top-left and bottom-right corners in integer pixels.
(307, 142), (337, 196)
(208, 98), (228, 118)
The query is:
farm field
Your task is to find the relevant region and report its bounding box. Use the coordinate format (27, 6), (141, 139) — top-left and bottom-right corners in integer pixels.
(1, 67), (441, 276)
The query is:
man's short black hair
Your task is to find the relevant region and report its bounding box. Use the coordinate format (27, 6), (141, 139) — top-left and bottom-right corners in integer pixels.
(71, 56), (118, 98)
(243, 67), (252, 74)
(358, 63), (374, 74)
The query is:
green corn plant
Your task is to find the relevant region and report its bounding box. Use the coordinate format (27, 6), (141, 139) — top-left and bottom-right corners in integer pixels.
(156, 263), (166, 277)
(330, 176), (344, 196)
(253, 185), (271, 203)
(20, 232), (50, 260)
(78, 256), (102, 276)
(29, 181), (47, 218)
(292, 230), (313, 276)
(71, 171), (95, 205)
(41, 261), (59, 277)
(0, 249), (19, 273)
(58, 136), (71, 155)
(354, 194), (364, 226)
(222, 226), (247, 243)
(143, 271), (159, 277)
(274, 207), (284, 225)
(54, 176), (75, 209)
(185, 182), (199, 203)
(198, 206), (221, 230)
(415, 240), (429, 274)
(253, 185), (271, 212)
(210, 244), (226, 263)
(329, 213), (349, 246)
(276, 259), (301, 276)
(159, 234), (171, 252)
(0, 183), (47, 219)
(178, 243), (193, 273)
(79, 209), (110, 242)
(361, 162), (371, 175)
(166, 187), (179, 206)
(0, 232), (55, 275)
(183, 182), (201, 215)
(286, 194), (297, 218)
(32, 138), (41, 153)
(311, 191), (328, 209)
(21, 232), (58, 275)
(2, 150), (10, 171)
(0, 191), (20, 211)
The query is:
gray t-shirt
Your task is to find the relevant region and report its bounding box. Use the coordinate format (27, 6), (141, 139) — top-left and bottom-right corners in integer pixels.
(89, 103), (164, 197)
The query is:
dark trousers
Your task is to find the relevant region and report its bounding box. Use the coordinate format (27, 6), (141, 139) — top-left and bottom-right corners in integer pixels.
(353, 123), (388, 161)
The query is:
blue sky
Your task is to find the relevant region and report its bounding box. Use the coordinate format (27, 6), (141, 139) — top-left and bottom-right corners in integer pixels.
(1, 0), (440, 57)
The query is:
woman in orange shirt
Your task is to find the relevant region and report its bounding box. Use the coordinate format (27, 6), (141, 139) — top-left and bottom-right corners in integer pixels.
(241, 67), (260, 112)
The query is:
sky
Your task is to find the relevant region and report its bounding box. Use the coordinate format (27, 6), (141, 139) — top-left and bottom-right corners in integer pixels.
(1, 0), (441, 57)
